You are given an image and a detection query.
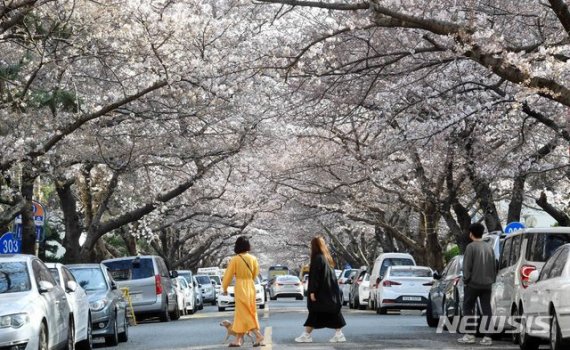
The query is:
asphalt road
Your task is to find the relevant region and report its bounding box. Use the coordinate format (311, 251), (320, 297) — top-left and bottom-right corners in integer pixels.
(94, 299), (527, 349)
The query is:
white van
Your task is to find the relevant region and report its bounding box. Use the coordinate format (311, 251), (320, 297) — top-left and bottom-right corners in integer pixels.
(368, 253), (416, 311)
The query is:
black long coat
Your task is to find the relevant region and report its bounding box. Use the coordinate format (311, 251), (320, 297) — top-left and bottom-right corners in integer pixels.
(307, 253), (339, 311)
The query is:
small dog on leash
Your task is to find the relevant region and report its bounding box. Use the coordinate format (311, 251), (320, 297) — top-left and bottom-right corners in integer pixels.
(220, 320), (255, 345)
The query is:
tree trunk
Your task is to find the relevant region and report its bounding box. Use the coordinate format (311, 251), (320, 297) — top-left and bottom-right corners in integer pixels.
(536, 192), (570, 226)
(20, 162), (36, 255)
(418, 202), (444, 271)
(507, 175), (526, 223)
(56, 179), (84, 263)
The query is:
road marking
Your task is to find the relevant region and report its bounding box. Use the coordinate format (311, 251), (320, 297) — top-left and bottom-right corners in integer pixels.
(263, 303), (270, 319)
(264, 326), (272, 350)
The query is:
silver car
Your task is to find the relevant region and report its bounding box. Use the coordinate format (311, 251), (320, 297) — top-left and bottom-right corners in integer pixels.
(194, 274), (217, 305)
(0, 254), (72, 350)
(192, 276), (204, 310)
(68, 264), (129, 347)
(102, 256), (179, 321)
(47, 262), (92, 350)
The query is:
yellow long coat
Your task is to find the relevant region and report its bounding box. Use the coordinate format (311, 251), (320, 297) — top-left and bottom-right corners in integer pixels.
(222, 253), (260, 333)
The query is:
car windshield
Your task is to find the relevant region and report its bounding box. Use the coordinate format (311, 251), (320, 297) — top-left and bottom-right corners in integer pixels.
(390, 268), (432, 277)
(178, 272), (192, 284)
(69, 268), (107, 292)
(380, 258), (414, 277)
(0, 262), (31, 294)
(195, 275), (211, 285)
(48, 268), (61, 286)
(103, 258), (154, 281)
(277, 276), (300, 283)
(209, 275), (221, 285)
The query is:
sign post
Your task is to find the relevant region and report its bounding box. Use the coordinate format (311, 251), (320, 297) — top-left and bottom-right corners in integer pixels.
(0, 232), (22, 254)
(12, 200), (46, 256)
(505, 222), (526, 234)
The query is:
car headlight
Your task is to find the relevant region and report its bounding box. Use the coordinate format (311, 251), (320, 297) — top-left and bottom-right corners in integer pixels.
(89, 299), (108, 311)
(0, 313), (29, 329)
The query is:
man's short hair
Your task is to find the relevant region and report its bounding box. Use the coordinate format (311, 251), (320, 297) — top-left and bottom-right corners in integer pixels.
(469, 223), (485, 238)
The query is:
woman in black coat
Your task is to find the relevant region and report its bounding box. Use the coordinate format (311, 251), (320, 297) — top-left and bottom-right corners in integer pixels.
(295, 236), (346, 343)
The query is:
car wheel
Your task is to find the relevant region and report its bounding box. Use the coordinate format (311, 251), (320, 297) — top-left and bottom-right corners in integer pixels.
(159, 303), (171, 322)
(170, 300), (181, 320)
(211, 300), (217, 306)
(426, 295), (439, 328)
(377, 306), (387, 315)
(104, 317), (119, 347)
(66, 317), (75, 350)
(296, 295), (303, 300)
(39, 321), (48, 350)
(218, 306), (226, 312)
(118, 313), (129, 343)
(270, 295), (277, 301)
(511, 306), (521, 344)
(76, 314), (93, 350)
(550, 310), (570, 350)
(519, 308), (539, 350)
(259, 303), (265, 309)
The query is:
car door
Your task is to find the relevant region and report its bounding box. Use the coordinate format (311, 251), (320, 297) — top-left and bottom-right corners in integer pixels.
(432, 259), (452, 316)
(540, 248), (568, 319)
(493, 236), (513, 317)
(34, 260), (68, 346)
(528, 249), (560, 320)
(63, 266), (89, 342)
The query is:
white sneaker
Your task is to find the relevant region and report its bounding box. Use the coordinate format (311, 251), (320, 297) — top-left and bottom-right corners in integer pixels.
(329, 332), (346, 343)
(295, 332), (313, 343)
(480, 337), (492, 346)
(457, 334), (476, 344)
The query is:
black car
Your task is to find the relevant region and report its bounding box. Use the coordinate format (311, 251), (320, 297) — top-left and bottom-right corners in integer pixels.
(426, 255), (464, 327)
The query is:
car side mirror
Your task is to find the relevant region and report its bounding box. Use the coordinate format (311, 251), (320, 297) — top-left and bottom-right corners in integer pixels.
(66, 280), (78, 292)
(529, 270), (540, 284)
(170, 271), (178, 278)
(111, 281), (118, 290)
(38, 281), (54, 293)
(376, 277), (381, 286)
(211, 281), (216, 285)
(433, 272), (441, 280)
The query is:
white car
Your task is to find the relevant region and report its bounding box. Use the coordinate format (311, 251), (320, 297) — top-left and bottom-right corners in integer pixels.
(302, 274), (309, 296)
(218, 278), (266, 312)
(338, 268), (358, 305)
(519, 243), (570, 350)
(0, 255), (72, 350)
(368, 252), (416, 311)
(269, 275), (303, 300)
(375, 266), (433, 315)
(47, 262), (92, 349)
(173, 276), (195, 315)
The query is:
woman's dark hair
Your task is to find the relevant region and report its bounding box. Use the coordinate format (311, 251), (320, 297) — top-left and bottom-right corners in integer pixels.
(234, 236), (251, 254)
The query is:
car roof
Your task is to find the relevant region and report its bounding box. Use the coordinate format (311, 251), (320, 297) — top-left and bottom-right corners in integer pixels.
(375, 253), (414, 261)
(102, 255), (157, 262)
(67, 263), (104, 269)
(0, 254), (37, 262)
(44, 262), (64, 268)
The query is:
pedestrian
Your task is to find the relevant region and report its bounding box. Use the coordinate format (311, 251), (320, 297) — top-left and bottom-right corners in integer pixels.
(221, 236), (265, 347)
(295, 236), (346, 343)
(458, 223), (497, 346)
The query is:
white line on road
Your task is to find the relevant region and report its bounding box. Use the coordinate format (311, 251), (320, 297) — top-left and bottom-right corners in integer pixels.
(264, 326), (272, 350)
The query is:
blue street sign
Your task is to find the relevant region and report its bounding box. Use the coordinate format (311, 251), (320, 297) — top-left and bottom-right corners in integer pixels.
(0, 232), (22, 254)
(505, 222), (526, 234)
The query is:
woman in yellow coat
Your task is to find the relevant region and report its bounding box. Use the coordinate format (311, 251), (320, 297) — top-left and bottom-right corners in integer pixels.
(222, 236), (264, 347)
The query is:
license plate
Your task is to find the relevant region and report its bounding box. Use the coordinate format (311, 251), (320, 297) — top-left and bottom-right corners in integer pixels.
(130, 293), (143, 302)
(402, 296), (422, 301)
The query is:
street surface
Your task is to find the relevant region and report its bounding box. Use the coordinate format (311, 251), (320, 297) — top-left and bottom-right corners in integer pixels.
(94, 299), (526, 349)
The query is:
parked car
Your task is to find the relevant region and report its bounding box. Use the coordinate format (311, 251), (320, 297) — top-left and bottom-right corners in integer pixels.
(375, 265), (433, 315)
(269, 275), (304, 300)
(67, 263), (129, 346)
(349, 267), (370, 310)
(102, 255), (179, 321)
(491, 228), (570, 343)
(47, 262), (92, 349)
(209, 274), (222, 299)
(217, 277), (266, 311)
(173, 276), (195, 315)
(338, 268), (359, 306)
(0, 254), (72, 350)
(426, 255), (464, 327)
(195, 274), (217, 305)
(519, 243), (570, 350)
(192, 276), (204, 310)
(302, 274), (309, 296)
(369, 253), (416, 310)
